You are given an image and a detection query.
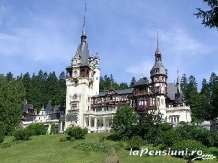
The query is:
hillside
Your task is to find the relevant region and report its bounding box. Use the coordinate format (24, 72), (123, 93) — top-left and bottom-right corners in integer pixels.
(0, 133), (217, 163)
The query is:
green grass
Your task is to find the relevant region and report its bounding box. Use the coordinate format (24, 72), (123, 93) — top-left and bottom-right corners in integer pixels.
(0, 133), (217, 163)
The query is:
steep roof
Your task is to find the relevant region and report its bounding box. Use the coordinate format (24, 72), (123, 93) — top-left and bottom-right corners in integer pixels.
(75, 43), (90, 66)
(167, 83), (177, 100)
(134, 77), (149, 86)
(23, 104), (34, 112)
(150, 61), (167, 77)
(45, 101), (52, 114)
(167, 83), (184, 103)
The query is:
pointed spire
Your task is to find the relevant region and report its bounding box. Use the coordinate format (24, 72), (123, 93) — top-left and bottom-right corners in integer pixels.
(177, 69), (181, 93)
(82, 3), (86, 36)
(155, 29), (161, 54)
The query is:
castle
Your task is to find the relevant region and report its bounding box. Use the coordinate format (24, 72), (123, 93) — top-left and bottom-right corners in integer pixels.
(64, 14), (191, 133)
(21, 10), (191, 133)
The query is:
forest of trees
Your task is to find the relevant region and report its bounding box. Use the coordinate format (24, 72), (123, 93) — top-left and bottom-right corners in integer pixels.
(1, 70), (218, 135)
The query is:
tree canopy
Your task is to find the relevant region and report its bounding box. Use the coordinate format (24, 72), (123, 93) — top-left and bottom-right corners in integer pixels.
(195, 0), (218, 29)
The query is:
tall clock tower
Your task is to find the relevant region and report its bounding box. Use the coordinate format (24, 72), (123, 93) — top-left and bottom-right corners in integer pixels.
(150, 34), (168, 117)
(64, 12), (100, 130)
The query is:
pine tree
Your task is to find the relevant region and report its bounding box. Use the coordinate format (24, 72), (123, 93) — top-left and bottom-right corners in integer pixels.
(0, 76), (25, 135)
(130, 77), (136, 87)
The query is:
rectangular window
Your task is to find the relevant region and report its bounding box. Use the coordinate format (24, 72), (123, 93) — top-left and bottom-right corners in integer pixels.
(96, 77), (98, 80)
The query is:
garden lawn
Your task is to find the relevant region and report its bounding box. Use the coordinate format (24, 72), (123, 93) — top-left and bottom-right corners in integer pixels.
(0, 133), (217, 163)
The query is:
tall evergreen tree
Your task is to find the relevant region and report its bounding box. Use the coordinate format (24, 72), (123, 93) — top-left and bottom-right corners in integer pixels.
(119, 82), (129, 89)
(0, 76), (25, 135)
(5, 72), (14, 82)
(185, 75), (201, 122)
(180, 74), (188, 98)
(130, 77), (136, 87)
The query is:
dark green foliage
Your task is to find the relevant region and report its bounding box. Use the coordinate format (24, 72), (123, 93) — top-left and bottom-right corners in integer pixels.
(66, 126), (88, 139)
(171, 140), (207, 159)
(195, 0), (218, 29)
(14, 128), (33, 141)
(20, 70), (66, 111)
(111, 105), (138, 140)
(127, 136), (143, 150)
(162, 129), (181, 148)
(104, 148), (119, 163)
(0, 122), (4, 143)
(0, 76), (25, 135)
(175, 123), (218, 148)
(50, 124), (56, 134)
(130, 77), (136, 87)
(27, 124), (46, 135)
(195, 128), (215, 147)
(175, 123), (198, 140)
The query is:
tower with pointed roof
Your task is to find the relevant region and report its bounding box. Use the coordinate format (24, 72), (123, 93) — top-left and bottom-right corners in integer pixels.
(150, 32), (168, 115)
(65, 4), (100, 130)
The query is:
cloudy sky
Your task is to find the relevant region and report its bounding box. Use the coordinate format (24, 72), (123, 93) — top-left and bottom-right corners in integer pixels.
(0, 0), (217, 89)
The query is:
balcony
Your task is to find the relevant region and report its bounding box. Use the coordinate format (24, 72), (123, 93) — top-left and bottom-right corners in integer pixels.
(68, 109), (79, 114)
(84, 110), (116, 115)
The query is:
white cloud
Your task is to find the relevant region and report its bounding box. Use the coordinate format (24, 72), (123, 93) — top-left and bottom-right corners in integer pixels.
(146, 28), (212, 54)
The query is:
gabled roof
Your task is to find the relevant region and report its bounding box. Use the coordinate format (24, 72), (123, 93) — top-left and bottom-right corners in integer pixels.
(45, 101), (52, 114)
(23, 104), (34, 112)
(134, 77), (149, 86)
(167, 83), (177, 100)
(167, 83), (184, 103)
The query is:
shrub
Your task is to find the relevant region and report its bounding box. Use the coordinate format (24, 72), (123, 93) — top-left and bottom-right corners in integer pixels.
(171, 139), (207, 159)
(50, 124), (56, 134)
(27, 124), (46, 135)
(59, 137), (67, 142)
(127, 136), (143, 150)
(175, 123), (198, 140)
(0, 122), (4, 143)
(143, 123), (173, 146)
(66, 126), (88, 139)
(14, 128), (33, 141)
(162, 129), (181, 148)
(104, 148), (119, 163)
(194, 128), (216, 147)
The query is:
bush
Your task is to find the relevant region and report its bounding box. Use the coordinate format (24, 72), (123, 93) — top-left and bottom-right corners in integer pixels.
(171, 139), (207, 159)
(66, 126), (88, 139)
(14, 128), (33, 141)
(194, 128), (212, 147)
(143, 123), (173, 146)
(50, 124), (56, 134)
(162, 129), (181, 148)
(175, 123), (198, 140)
(104, 148), (119, 163)
(59, 137), (67, 142)
(175, 123), (216, 147)
(0, 122), (4, 143)
(27, 124), (46, 135)
(127, 136), (143, 150)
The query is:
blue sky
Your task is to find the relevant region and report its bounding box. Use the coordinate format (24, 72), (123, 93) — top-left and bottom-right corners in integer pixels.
(0, 0), (217, 88)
